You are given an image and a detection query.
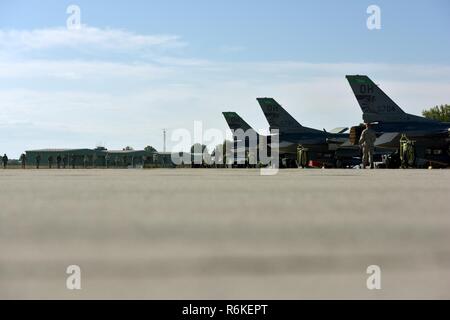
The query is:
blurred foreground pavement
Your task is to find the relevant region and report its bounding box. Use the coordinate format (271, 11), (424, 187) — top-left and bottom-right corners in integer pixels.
(1, 169), (450, 299)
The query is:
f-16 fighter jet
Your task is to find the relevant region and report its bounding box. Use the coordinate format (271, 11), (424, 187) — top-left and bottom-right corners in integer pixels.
(346, 75), (450, 167)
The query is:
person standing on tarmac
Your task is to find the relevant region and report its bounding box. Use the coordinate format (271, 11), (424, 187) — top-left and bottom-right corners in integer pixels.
(56, 155), (62, 169)
(71, 154), (76, 169)
(36, 154), (41, 169)
(359, 123), (377, 169)
(20, 153), (26, 169)
(2, 154), (8, 169)
(83, 155), (88, 168)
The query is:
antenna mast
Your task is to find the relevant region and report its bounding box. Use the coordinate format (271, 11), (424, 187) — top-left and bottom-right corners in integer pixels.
(163, 129), (167, 153)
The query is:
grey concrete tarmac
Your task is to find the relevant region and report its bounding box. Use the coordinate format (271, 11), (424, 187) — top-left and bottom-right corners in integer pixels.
(1, 168), (450, 299)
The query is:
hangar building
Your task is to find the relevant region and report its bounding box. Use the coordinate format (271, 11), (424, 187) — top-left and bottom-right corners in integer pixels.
(24, 147), (175, 168)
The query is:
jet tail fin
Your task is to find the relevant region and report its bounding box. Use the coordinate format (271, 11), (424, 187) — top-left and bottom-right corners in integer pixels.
(257, 98), (321, 133)
(222, 112), (254, 133)
(257, 97), (310, 132)
(346, 75), (408, 123)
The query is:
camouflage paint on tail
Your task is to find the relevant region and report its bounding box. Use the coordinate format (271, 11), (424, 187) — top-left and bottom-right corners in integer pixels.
(222, 112), (255, 133)
(345, 75), (409, 123)
(257, 98), (318, 133)
(222, 112), (261, 156)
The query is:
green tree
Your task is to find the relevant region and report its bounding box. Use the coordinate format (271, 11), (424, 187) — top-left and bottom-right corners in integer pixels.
(422, 104), (450, 122)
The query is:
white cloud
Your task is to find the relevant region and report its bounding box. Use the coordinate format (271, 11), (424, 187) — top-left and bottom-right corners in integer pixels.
(0, 26), (185, 54)
(0, 60), (175, 81)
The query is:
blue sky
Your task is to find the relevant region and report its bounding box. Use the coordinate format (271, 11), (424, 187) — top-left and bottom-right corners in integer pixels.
(0, 0), (449, 156)
(2, 0), (449, 63)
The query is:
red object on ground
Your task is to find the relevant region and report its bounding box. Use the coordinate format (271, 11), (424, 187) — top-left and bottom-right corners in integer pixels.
(308, 160), (323, 168)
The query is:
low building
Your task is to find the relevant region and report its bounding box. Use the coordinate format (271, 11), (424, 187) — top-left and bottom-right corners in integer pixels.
(25, 147), (160, 168)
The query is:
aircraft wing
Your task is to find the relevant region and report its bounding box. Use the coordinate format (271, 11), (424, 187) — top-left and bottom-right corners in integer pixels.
(337, 140), (355, 148)
(374, 132), (401, 148)
(329, 127), (349, 134)
(268, 141), (296, 149)
(326, 137), (348, 144)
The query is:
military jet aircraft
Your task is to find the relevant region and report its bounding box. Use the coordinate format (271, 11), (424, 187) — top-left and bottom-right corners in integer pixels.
(256, 98), (359, 167)
(346, 75), (450, 167)
(222, 112), (268, 167)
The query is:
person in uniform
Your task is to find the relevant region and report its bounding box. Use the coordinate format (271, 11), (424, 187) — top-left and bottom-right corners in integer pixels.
(105, 153), (110, 168)
(56, 155), (62, 169)
(48, 155), (54, 169)
(2, 154), (8, 169)
(20, 153), (26, 169)
(36, 154), (41, 169)
(359, 123), (377, 169)
(71, 154), (76, 169)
